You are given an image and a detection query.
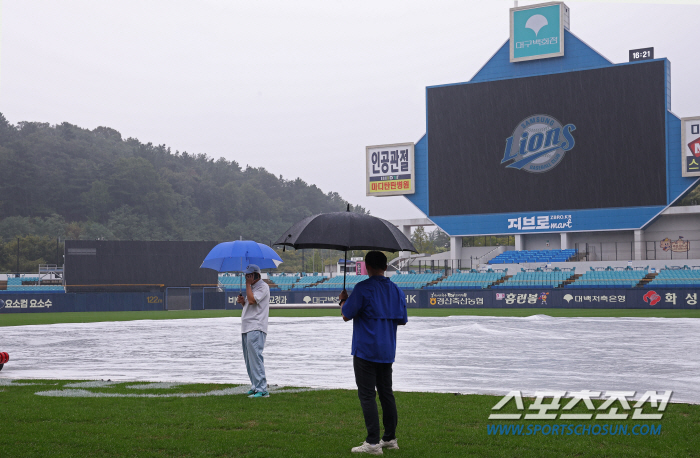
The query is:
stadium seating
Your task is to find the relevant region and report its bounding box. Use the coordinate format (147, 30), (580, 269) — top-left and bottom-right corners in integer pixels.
(566, 267), (647, 288)
(218, 274), (246, 291)
(5, 285), (65, 292)
(425, 271), (506, 289)
(489, 249), (577, 264)
(4, 277), (64, 292)
(214, 266), (700, 292)
(646, 266), (700, 288)
(310, 275), (369, 290)
(219, 273), (301, 291)
(293, 275), (326, 289)
(494, 268), (575, 289)
(7, 277), (40, 286)
(266, 274), (301, 291)
(220, 273), (371, 291)
(391, 273), (442, 290)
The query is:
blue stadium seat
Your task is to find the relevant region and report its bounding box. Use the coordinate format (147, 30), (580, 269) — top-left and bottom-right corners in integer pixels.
(489, 249), (577, 265)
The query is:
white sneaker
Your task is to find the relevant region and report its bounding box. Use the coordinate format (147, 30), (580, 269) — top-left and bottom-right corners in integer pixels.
(380, 439), (399, 450)
(351, 441), (383, 455)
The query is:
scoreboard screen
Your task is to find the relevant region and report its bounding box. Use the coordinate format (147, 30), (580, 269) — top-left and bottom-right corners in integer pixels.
(427, 60), (667, 217)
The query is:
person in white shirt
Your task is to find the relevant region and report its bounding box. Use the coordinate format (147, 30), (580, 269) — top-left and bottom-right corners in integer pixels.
(236, 264), (270, 398)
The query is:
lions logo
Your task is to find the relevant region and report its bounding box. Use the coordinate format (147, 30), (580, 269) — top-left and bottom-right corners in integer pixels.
(501, 114), (576, 173)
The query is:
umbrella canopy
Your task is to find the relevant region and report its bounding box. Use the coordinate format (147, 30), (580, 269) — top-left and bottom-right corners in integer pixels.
(200, 240), (283, 272)
(274, 209), (417, 292)
(273, 211), (417, 253)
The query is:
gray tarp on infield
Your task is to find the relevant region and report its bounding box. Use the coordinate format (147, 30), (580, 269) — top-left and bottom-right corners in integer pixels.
(0, 316), (697, 403)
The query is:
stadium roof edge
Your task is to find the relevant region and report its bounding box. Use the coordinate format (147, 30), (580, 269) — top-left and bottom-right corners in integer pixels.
(387, 218), (434, 228)
(662, 205), (700, 216)
(464, 29), (613, 86)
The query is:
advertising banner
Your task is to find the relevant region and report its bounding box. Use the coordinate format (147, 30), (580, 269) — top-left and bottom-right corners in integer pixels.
(2, 289), (697, 313)
(0, 292), (165, 313)
(681, 116), (700, 177)
(510, 2), (568, 63)
(234, 288), (700, 310)
(366, 142), (415, 196)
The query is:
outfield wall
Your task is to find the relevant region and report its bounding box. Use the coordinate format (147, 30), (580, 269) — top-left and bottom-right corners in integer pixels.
(0, 292), (165, 313)
(1, 288), (698, 313)
(253, 289), (700, 309)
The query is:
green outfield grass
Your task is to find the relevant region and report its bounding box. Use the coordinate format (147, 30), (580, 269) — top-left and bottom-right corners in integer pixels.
(1, 308), (700, 327)
(1, 380), (698, 457)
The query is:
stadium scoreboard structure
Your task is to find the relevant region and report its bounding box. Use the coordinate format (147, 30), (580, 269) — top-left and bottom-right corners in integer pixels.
(428, 60), (667, 217)
(64, 240), (218, 292)
(367, 2), (699, 237)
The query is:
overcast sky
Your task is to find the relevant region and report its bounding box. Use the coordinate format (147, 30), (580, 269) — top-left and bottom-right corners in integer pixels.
(1, 0), (699, 222)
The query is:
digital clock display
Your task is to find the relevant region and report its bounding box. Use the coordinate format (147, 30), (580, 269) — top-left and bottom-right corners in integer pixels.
(629, 47), (654, 62)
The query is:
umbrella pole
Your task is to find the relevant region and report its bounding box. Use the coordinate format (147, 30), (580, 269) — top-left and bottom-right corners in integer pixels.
(343, 250), (347, 291)
(344, 204), (350, 291)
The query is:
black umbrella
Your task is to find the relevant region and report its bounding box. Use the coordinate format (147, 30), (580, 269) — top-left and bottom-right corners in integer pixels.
(274, 205), (417, 290)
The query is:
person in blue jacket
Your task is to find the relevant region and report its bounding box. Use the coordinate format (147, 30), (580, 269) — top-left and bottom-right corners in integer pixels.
(339, 251), (408, 455)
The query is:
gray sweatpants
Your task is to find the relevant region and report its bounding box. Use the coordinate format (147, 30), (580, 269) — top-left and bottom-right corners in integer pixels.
(242, 330), (267, 393)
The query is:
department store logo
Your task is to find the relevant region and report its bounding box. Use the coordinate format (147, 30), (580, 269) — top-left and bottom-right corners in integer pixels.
(511, 3), (565, 62)
(501, 114), (576, 173)
(643, 290), (661, 306)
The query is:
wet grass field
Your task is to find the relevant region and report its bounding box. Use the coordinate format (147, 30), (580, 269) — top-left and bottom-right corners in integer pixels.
(2, 379), (699, 457)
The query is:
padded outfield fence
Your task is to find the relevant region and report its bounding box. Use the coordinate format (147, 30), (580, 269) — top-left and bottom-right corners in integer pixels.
(1, 286), (699, 313)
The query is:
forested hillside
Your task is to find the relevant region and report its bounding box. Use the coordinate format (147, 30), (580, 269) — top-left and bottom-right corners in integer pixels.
(0, 113), (367, 271)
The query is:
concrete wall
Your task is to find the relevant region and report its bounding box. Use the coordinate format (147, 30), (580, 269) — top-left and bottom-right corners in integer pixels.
(521, 233), (562, 250)
(644, 212), (700, 242)
(567, 230), (634, 246)
(417, 246), (507, 266)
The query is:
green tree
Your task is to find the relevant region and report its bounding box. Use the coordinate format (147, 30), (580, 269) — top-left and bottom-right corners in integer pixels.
(677, 182), (700, 206)
(411, 226), (431, 254)
(0, 235), (63, 272)
(81, 181), (111, 222)
(0, 217), (35, 242)
(0, 113), (368, 246)
(107, 205), (170, 241)
(80, 222), (114, 240)
(429, 228), (450, 252)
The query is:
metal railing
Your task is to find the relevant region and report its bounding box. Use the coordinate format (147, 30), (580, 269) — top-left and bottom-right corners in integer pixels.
(576, 242), (634, 261)
(575, 240), (700, 261)
(406, 259), (510, 276)
(645, 240), (699, 261)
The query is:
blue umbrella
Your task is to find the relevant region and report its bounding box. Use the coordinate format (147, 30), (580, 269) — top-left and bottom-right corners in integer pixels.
(200, 240), (283, 272)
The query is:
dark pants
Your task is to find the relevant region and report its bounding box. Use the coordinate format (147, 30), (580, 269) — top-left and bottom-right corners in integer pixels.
(353, 356), (398, 445)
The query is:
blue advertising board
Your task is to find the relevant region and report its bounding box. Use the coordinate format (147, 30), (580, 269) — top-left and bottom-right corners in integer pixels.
(0, 292), (165, 313)
(2, 288), (697, 313)
(248, 288), (699, 310)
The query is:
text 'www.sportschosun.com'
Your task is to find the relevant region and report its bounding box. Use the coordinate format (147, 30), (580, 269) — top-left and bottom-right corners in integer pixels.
(487, 423), (661, 436)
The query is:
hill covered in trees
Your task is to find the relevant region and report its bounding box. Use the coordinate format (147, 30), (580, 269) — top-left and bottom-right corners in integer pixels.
(0, 113), (368, 271)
